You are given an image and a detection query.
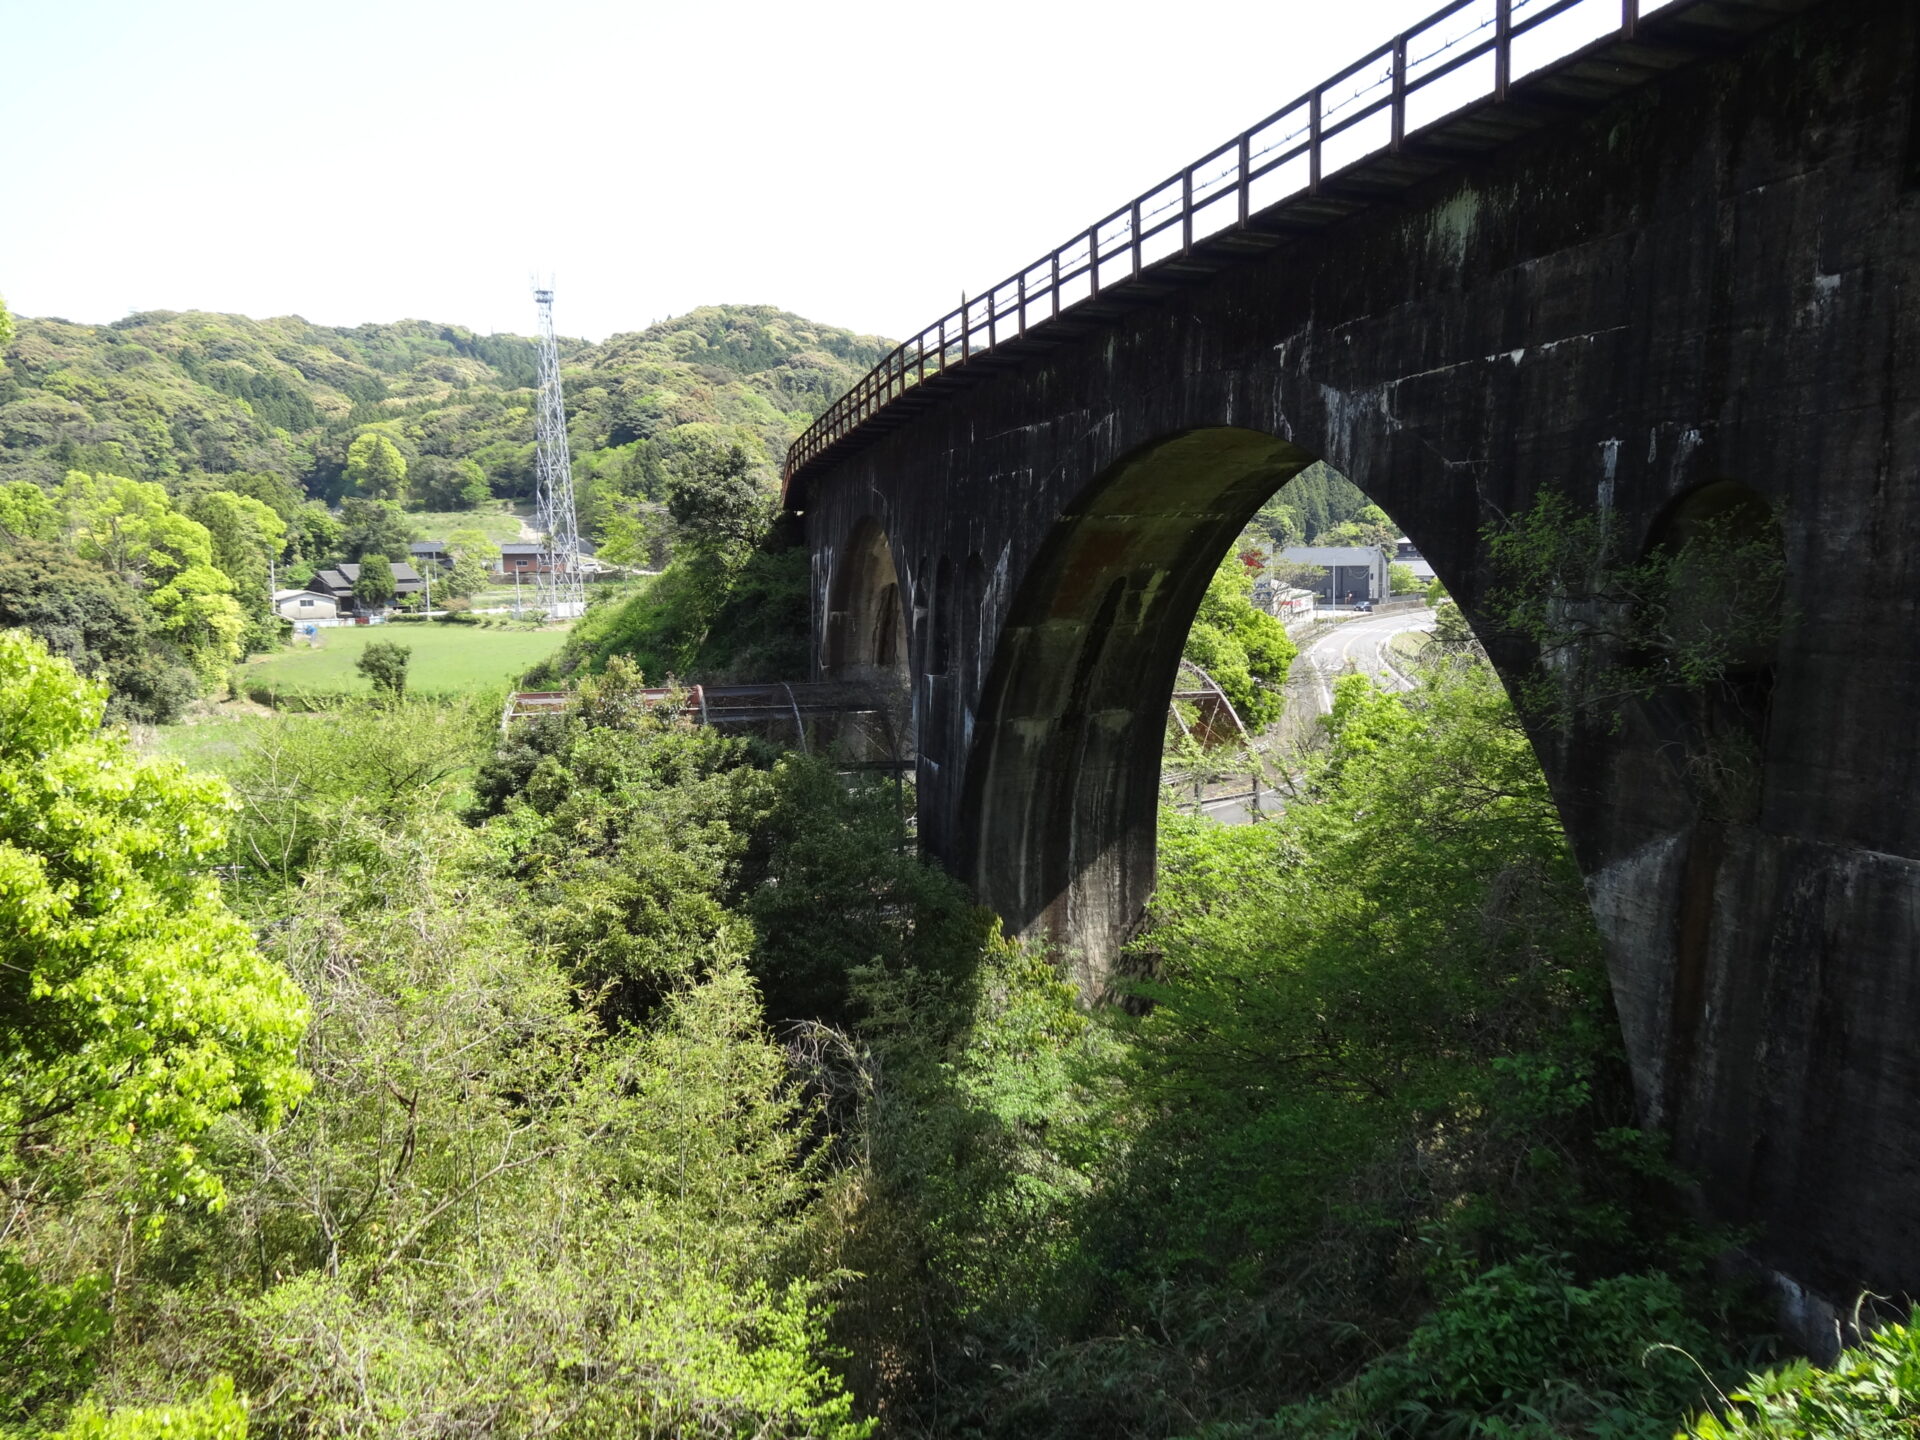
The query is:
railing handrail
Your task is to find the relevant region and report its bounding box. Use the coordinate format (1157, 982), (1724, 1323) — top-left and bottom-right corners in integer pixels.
(784, 0), (1672, 496)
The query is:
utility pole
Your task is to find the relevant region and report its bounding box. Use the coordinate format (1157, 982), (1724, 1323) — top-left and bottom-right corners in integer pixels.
(531, 282), (585, 620)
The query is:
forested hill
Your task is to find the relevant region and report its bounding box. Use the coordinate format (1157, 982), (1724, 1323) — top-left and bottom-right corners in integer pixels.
(0, 304), (889, 504)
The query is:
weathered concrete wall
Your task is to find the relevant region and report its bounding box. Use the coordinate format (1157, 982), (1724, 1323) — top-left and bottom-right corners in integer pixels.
(800, 0), (1920, 1314)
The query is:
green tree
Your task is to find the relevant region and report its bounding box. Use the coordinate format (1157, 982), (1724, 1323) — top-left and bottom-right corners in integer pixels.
(290, 501), (342, 571)
(354, 638), (410, 699)
(1181, 553), (1297, 729)
(334, 497), (414, 563)
(344, 431), (408, 502)
(1249, 493), (1304, 551)
(0, 291), (13, 355)
(147, 563), (248, 686)
(181, 490), (287, 645)
(0, 480), (57, 541)
(55, 471), (214, 586)
(0, 542), (198, 721)
(666, 442), (774, 564)
(98, 781), (867, 1438)
(352, 552), (396, 609)
(0, 631), (308, 1208)
(441, 550), (491, 599)
(407, 454), (488, 510)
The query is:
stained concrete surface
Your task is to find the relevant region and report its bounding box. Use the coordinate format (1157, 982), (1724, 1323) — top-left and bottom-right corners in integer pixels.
(799, 0), (1920, 1322)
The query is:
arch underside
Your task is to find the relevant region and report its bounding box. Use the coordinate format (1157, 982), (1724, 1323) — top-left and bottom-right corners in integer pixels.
(962, 428), (1323, 989)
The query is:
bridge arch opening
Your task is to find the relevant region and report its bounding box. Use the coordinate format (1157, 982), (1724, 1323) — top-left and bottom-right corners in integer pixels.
(1633, 478), (1785, 824)
(822, 516), (910, 692)
(958, 426), (1478, 989)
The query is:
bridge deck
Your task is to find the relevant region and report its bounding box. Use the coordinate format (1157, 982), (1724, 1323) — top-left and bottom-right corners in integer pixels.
(782, 0), (1816, 508)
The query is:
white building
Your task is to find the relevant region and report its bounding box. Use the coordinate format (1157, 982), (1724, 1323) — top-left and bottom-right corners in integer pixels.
(273, 588), (339, 622)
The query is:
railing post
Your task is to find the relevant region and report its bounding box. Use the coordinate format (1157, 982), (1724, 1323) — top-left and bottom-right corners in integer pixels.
(961, 295), (971, 362)
(1131, 200), (1142, 278)
(1237, 133), (1251, 227)
(1017, 272), (1027, 336)
(917, 334), (926, 384)
(1051, 250), (1061, 316)
(1391, 34), (1407, 152)
(988, 287), (998, 349)
(1309, 88), (1322, 195)
(1088, 227), (1101, 298)
(1181, 169), (1193, 254)
(1495, 0), (1511, 101)
(937, 316), (947, 373)
(1622, 0), (1637, 38)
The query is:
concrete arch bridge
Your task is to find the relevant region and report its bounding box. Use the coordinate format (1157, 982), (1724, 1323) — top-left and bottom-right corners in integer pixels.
(785, 0), (1920, 1329)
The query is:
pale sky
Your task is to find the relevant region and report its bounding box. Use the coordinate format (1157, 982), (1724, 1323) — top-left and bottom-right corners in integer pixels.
(4, 0), (1471, 344)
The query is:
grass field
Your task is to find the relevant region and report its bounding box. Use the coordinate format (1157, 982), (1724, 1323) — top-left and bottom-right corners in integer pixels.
(404, 502), (529, 547)
(139, 711), (274, 775)
(244, 624), (569, 701)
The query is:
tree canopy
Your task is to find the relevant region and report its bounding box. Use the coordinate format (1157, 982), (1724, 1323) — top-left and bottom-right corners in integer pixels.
(344, 430), (408, 502)
(352, 552), (396, 606)
(0, 631), (307, 1208)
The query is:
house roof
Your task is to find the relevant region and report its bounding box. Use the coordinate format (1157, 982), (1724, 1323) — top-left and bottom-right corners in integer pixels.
(410, 541), (449, 554)
(1279, 545), (1388, 567)
(311, 562), (425, 593)
(499, 540), (595, 556)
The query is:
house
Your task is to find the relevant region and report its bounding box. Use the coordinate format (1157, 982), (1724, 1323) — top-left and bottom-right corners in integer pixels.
(497, 539), (599, 576)
(496, 543), (551, 575)
(1278, 545), (1390, 607)
(410, 541), (453, 572)
(306, 561), (427, 613)
(273, 588), (339, 622)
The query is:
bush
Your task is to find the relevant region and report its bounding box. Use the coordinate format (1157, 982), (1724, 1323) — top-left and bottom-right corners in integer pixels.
(353, 638), (411, 699)
(0, 1252), (109, 1430)
(1289, 1256), (1718, 1436)
(1684, 1310), (1920, 1438)
(54, 1377), (247, 1440)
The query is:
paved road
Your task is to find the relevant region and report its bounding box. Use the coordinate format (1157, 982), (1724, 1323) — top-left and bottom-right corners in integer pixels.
(1191, 607), (1435, 826)
(1297, 607), (1436, 711)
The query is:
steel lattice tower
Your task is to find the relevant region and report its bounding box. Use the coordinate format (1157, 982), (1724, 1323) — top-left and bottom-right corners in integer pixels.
(531, 285), (585, 619)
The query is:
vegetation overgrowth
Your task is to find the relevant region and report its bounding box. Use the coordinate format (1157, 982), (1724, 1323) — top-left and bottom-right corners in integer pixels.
(11, 616), (1908, 1436)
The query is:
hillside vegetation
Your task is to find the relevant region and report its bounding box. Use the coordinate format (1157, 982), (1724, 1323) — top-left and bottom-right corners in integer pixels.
(0, 304), (885, 509)
(0, 299), (885, 713)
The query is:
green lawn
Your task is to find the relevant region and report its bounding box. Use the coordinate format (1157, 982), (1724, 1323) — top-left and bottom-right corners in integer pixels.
(404, 501), (529, 547)
(141, 711), (275, 776)
(244, 623), (569, 701)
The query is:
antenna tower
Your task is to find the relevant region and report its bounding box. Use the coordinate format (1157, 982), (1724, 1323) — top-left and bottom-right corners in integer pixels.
(531, 284), (585, 619)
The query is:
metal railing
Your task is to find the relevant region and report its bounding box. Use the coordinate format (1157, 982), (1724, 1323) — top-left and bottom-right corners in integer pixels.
(785, 0), (1675, 490)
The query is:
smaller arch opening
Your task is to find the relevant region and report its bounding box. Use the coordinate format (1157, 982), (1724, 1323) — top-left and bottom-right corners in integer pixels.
(823, 518), (910, 691)
(1634, 479), (1785, 822)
